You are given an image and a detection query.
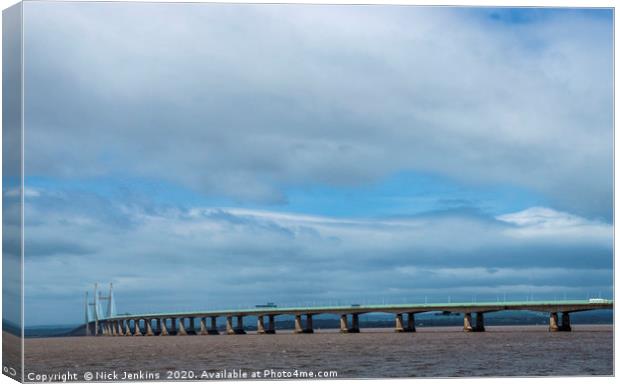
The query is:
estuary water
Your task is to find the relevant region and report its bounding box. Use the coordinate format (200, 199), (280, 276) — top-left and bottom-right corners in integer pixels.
(20, 325), (612, 380)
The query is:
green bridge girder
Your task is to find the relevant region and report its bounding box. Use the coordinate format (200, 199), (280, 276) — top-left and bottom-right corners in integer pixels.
(99, 299), (613, 322)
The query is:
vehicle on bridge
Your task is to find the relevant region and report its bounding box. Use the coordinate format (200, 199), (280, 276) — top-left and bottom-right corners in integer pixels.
(589, 298), (607, 303)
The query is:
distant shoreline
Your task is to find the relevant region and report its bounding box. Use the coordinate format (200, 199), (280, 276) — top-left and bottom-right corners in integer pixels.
(16, 321), (613, 339)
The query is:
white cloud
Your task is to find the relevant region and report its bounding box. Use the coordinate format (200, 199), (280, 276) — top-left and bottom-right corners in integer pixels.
(3, 187), (40, 198)
(22, 4), (613, 218)
(497, 206), (611, 242)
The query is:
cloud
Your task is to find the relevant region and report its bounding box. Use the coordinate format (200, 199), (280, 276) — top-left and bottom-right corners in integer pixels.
(22, 4), (613, 219)
(23, 189), (612, 325)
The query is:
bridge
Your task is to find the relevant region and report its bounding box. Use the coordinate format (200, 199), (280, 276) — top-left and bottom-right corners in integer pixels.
(85, 284), (613, 336)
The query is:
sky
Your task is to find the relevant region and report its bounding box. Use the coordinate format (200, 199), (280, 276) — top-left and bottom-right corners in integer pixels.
(12, 2), (613, 326)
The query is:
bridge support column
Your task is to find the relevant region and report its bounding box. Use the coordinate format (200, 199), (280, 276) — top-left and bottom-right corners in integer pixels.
(235, 316), (246, 334)
(226, 316), (234, 335)
(351, 314), (360, 333)
(160, 318), (169, 336)
(257, 316), (266, 334)
(187, 318), (196, 335)
(395, 314), (405, 332)
(340, 315), (349, 333)
(560, 312), (571, 332)
(155, 319), (161, 335)
(549, 312), (560, 332)
(267, 315), (276, 334)
(178, 318), (188, 335)
(199, 318), (208, 335)
(209, 317), (219, 335)
(406, 313), (416, 332)
(112, 321), (118, 336)
(294, 315), (303, 333)
(474, 312), (485, 332)
(170, 318), (177, 335)
(117, 321), (124, 336)
(134, 319), (143, 336)
(124, 320), (131, 336)
(145, 319), (154, 336)
(305, 314), (314, 333)
(463, 313), (473, 332)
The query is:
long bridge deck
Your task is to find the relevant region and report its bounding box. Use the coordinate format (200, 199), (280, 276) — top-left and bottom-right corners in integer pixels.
(88, 299), (613, 336)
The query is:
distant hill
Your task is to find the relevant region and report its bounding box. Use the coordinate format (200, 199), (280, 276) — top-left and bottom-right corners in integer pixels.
(2, 320), (21, 336)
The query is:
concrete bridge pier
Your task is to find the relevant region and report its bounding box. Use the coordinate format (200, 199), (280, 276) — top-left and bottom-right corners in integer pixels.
(225, 316), (245, 334)
(134, 319), (143, 336)
(160, 318), (169, 336)
(209, 317), (220, 335)
(394, 313), (405, 332)
(463, 313), (473, 332)
(549, 312), (560, 332)
(124, 320), (132, 336)
(111, 321), (118, 336)
(154, 319), (162, 335)
(305, 314), (314, 333)
(226, 316), (234, 335)
(341, 314), (360, 333)
(560, 312), (571, 332)
(294, 315), (303, 333)
(474, 312), (485, 332)
(406, 313), (416, 332)
(187, 318), (197, 335)
(117, 321), (124, 336)
(340, 315), (349, 333)
(199, 318), (208, 335)
(235, 315), (247, 334)
(351, 314), (360, 333)
(257, 316), (266, 334)
(178, 318), (188, 335)
(170, 318), (177, 335)
(145, 319), (155, 336)
(266, 315), (276, 334)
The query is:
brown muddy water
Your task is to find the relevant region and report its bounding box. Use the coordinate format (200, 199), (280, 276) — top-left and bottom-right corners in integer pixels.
(17, 325), (613, 380)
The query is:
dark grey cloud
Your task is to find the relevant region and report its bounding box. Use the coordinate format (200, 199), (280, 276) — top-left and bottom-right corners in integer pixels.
(22, 3), (613, 219)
